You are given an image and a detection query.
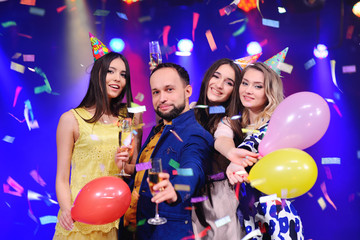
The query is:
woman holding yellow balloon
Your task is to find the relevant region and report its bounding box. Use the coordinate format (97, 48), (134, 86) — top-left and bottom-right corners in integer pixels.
(214, 62), (304, 239)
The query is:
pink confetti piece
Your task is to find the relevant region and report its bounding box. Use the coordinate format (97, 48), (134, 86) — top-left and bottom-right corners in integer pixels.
(181, 226), (211, 240)
(332, 103), (342, 117)
(348, 193), (355, 202)
(320, 182), (337, 210)
(13, 86), (22, 107)
(28, 209), (38, 223)
(346, 25), (354, 39)
(342, 65), (356, 73)
(3, 176), (24, 197)
(2, 135), (15, 143)
(205, 30), (217, 51)
(29, 170), (47, 187)
(172, 170), (178, 175)
(170, 130), (183, 142)
(192, 12), (200, 41)
(191, 196), (208, 203)
(136, 161), (152, 172)
(17, 33), (32, 39)
(8, 113), (26, 123)
(56, 5), (67, 13)
(23, 54), (35, 62)
(307, 192), (313, 197)
(209, 172), (225, 181)
(10, 61), (25, 73)
(323, 166), (333, 180)
(163, 25), (171, 59)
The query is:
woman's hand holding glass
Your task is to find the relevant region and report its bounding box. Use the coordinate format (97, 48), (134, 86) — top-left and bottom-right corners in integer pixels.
(115, 145), (131, 173)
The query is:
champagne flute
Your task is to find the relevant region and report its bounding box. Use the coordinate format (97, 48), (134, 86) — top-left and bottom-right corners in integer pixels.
(147, 158), (167, 225)
(117, 118), (132, 177)
(149, 41), (162, 67)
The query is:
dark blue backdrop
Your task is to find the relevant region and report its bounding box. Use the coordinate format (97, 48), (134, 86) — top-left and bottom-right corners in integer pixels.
(1, 0), (359, 239)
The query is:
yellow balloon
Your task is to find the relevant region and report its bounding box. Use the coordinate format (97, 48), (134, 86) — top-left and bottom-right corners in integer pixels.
(248, 148), (318, 199)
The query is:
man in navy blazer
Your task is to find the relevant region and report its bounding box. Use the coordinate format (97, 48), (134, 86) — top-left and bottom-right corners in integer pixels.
(120, 63), (213, 240)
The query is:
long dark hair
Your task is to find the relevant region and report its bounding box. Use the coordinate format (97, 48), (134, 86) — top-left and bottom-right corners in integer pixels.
(194, 58), (243, 145)
(77, 52), (134, 122)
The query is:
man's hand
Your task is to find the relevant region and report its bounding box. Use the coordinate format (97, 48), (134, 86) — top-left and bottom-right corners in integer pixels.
(149, 173), (178, 204)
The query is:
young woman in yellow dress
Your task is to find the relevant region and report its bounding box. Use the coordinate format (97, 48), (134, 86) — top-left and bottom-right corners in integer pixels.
(53, 34), (142, 240)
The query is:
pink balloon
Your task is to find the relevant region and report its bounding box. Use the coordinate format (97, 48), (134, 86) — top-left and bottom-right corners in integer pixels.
(71, 176), (131, 225)
(259, 91), (330, 156)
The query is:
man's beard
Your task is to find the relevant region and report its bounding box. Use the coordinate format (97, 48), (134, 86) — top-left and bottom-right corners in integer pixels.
(155, 101), (186, 122)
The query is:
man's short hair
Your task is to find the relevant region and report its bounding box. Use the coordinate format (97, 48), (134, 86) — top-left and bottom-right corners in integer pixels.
(150, 63), (190, 86)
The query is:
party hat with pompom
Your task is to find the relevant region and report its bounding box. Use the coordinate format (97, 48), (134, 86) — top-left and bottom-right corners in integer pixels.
(89, 32), (110, 61)
(264, 47), (289, 75)
(234, 52), (262, 70)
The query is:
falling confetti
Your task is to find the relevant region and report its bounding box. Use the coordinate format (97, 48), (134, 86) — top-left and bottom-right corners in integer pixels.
(2, 135), (15, 143)
(262, 18), (279, 28)
(320, 182), (337, 210)
(321, 157), (341, 164)
(10, 61), (25, 73)
(29, 7), (46, 16)
(135, 161), (152, 171)
(174, 184), (190, 191)
(170, 130), (183, 142)
(304, 58), (316, 70)
(169, 159), (180, 169)
(205, 30), (217, 51)
(209, 106), (225, 114)
(23, 54), (35, 62)
(29, 170), (47, 187)
(342, 65), (356, 73)
(214, 215), (231, 228)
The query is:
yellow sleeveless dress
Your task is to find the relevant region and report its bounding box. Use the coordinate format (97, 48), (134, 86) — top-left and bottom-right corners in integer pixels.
(54, 107), (127, 239)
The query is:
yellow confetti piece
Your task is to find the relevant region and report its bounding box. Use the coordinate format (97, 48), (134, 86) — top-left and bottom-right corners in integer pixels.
(10, 62), (25, 73)
(174, 184), (190, 192)
(277, 62), (293, 74)
(317, 197), (326, 210)
(241, 128), (260, 134)
(205, 30), (217, 51)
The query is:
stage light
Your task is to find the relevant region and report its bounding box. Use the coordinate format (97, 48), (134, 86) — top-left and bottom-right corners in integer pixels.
(123, 0), (140, 4)
(177, 39), (193, 52)
(353, 1), (360, 17)
(109, 38), (125, 53)
(176, 39), (193, 56)
(313, 44), (328, 59)
(237, 0), (257, 12)
(246, 41), (262, 55)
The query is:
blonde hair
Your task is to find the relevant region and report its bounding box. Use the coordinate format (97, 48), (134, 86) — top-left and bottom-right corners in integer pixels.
(240, 62), (284, 129)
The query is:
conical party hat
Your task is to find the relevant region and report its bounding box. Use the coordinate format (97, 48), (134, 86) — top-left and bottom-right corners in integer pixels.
(234, 52), (262, 70)
(264, 47), (289, 75)
(89, 32), (110, 61)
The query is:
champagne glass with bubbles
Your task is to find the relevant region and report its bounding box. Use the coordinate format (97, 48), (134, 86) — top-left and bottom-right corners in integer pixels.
(149, 41), (162, 67)
(147, 158), (167, 225)
(117, 118), (132, 177)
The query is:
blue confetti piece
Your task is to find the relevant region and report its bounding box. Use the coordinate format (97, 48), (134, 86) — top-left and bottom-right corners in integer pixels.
(116, 12), (128, 20)
(209, 106), (225, 114)
(39, 215), (58, 225)
(176, 168), (194, 176)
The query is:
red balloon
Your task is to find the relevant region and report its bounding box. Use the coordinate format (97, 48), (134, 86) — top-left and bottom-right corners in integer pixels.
(71, 176), (131, 225)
